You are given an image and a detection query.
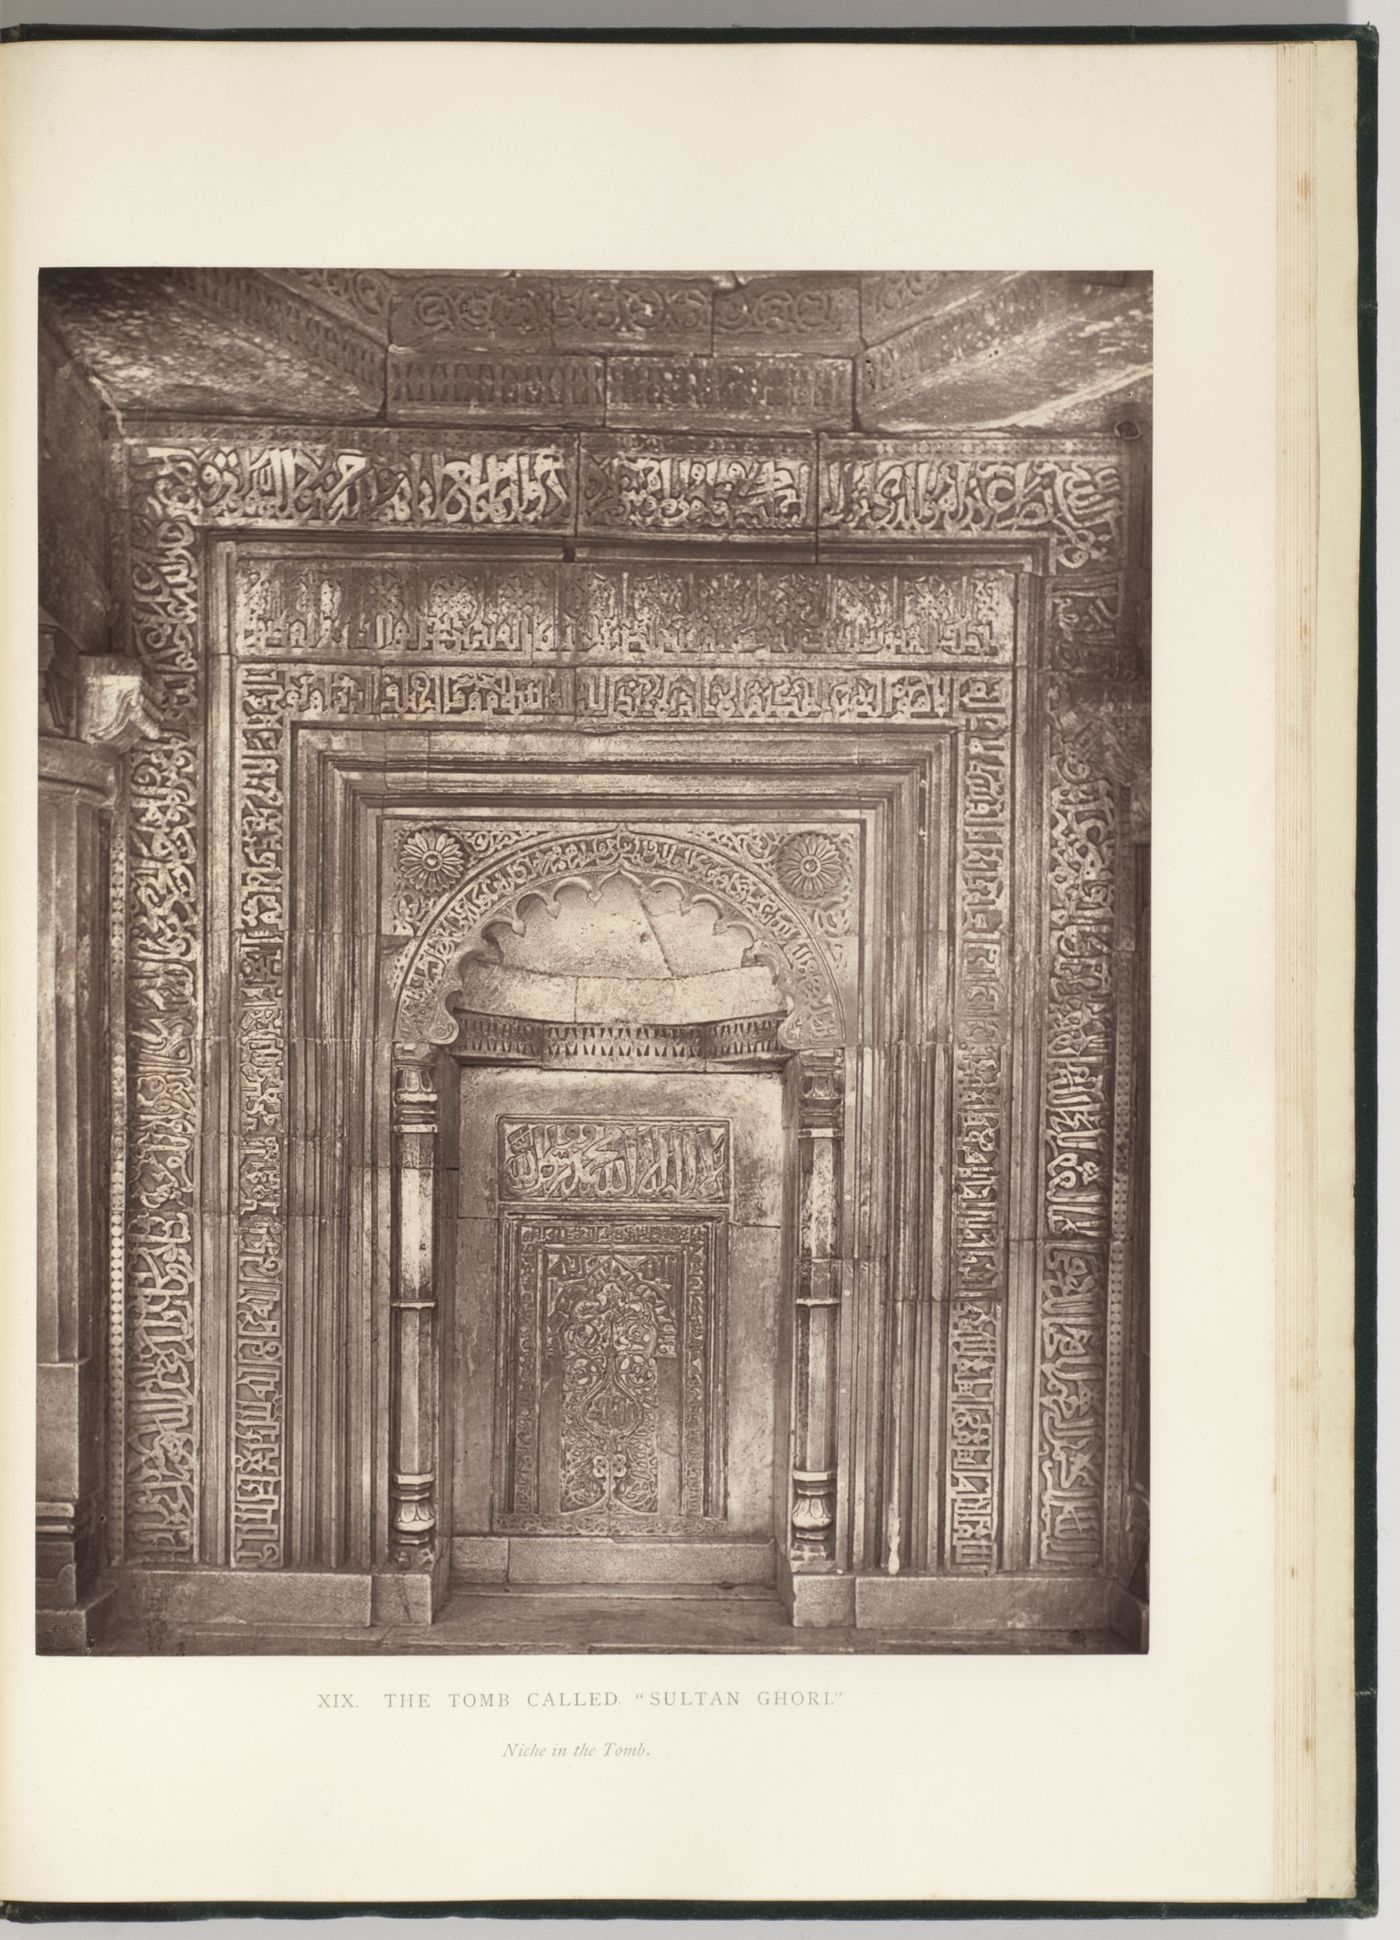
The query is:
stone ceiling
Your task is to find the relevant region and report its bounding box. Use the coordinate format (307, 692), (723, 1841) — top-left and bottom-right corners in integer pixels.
(41, 268), (1152, 436)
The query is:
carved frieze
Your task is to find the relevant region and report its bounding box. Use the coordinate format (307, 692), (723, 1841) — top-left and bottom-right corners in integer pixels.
(135, 435), (573, 532)
(388, 352), (605, 425)
(265, 268), (392, 338)
(945, 1297), (1002, 1571)
(1026, 695), (1121, 1575)
(1031, 1245), (1107, 1571)
(561, 564), (1014, 663)
(1048, 567), (1131, 676)
(713, 278), (860, 353)
(1043, 707), (1118, 1244)
(606, 354), (852, 432)
(390, 275), (554, 351)
(858, 272), (993, 345)
(455, 1011), (786, 1067)
(172, 269), (384, 401)
(235, 557), (560, 660)
(576, 666), (1005, 726)
(238, 663), (568, 727)
(860, 273), (1061, 406)
(819, 436), (1125, 571)
(551, 278), (714, 352)
(232, 553), (1016, 665)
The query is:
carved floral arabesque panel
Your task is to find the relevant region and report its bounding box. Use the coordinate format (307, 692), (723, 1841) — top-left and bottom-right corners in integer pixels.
(121, 428), (1130, 1575)
(495, 1157), (724, 1532)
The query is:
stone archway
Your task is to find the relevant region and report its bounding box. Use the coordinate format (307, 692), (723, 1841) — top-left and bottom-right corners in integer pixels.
(392, 823), (848, 1053)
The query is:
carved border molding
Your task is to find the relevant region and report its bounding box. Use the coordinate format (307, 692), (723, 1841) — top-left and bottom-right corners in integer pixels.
(1028, 685), (1125, 1574)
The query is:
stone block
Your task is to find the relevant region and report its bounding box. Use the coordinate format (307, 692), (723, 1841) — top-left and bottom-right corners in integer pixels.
(37, 1583), (117, 1654)
(371, 1556), (448, 1625)
(818, 433), (1126, 571)
(118, 1567), (375, 1627)
(450, 1535), (509, 1582)
(853, 1571), (1111, 1632)
(787, 1571), (856, 1629)
(858, 272), (993, 346)
(508, 1537), (775, 1586)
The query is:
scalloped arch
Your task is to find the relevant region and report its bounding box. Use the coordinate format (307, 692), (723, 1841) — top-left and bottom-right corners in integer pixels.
(393, 824), (845, 1052)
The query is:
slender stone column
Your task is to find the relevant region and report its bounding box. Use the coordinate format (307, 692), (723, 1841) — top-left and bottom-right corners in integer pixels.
(789, 1050), (844, 1566)
(389, 1060), (441, 1572)
(37, 630), (158, 1649)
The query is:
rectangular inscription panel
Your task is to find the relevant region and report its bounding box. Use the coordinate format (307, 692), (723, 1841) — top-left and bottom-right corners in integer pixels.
(497, 1117), (730, 1206)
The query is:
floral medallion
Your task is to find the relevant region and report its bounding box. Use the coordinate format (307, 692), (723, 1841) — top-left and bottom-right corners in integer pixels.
(398, 826), (468, 897)
(774, 830), (848, 905)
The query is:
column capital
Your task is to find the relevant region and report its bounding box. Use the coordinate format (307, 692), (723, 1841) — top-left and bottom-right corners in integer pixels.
(40, 618), (161, 753)
(392, 1060), (439, 1130)
(797, 1049), (844, 1131)
(76, 656), (162, 753)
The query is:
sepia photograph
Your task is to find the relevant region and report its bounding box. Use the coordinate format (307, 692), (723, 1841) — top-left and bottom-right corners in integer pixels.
(35, 266), (1152, 1657)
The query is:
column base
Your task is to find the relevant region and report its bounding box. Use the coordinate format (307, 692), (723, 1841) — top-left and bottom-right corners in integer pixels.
(777, 1552), (856, 1627)
(37, 1581), (118, 1653)
(371, 1548), (452, 1624)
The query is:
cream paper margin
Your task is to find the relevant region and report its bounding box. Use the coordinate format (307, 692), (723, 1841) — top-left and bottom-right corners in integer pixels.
(0, 37), (1355, 1905)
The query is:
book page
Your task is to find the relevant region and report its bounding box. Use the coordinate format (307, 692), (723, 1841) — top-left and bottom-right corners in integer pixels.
(0, 36), (1358, 1906)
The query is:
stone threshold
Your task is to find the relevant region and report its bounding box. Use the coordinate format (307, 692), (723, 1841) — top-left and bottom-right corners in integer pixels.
(89, 1579), (1141, 1657)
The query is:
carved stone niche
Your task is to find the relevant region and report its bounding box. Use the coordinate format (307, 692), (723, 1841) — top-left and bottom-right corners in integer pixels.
(382, 819), (858, 1621)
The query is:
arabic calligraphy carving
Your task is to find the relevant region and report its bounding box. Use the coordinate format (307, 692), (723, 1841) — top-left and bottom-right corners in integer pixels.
(498, 1119), (731, 1206)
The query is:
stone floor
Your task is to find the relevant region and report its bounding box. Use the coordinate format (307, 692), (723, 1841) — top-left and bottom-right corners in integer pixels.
(97, 1582), (1132, 1655)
